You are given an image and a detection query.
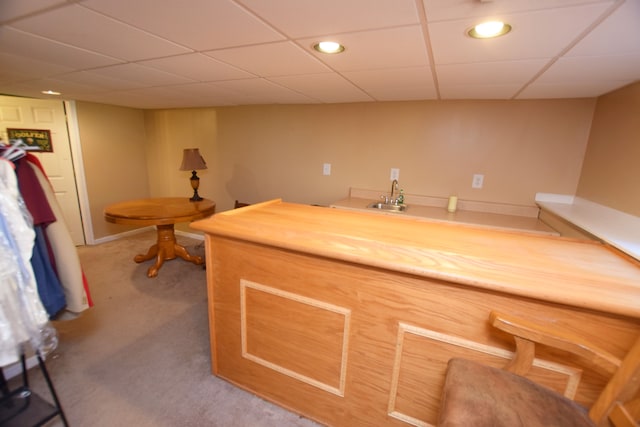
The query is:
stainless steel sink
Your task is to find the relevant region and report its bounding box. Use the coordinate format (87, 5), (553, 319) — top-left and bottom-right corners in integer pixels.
(367, 202), (408, 212)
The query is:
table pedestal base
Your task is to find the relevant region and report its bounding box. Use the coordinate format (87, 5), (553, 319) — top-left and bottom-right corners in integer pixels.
(134, 224), (203, 278)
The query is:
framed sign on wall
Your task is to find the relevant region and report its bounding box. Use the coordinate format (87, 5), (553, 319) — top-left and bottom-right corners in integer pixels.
(7, 128), (53, 152)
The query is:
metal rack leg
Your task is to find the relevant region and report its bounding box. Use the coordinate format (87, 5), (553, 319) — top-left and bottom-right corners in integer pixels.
(35, 351), (68, 427)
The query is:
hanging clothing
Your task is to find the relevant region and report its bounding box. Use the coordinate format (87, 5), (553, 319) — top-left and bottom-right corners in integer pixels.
(14, 157), (56, 227)
(14, 157), (67, 317)
(26, 155), (93, 312)
(31, 226), (67, 317)
(0, 158), (55, 366)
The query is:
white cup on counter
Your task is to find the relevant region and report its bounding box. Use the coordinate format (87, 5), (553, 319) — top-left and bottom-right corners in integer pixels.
(447, 196), (458, 213)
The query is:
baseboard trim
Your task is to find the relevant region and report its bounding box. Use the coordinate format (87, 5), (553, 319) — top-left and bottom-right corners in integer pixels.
(2, 355), (38, 379)
(93, 227), (205, 246)
(92, 226), (155, 245)
(175, 230), (204, 241)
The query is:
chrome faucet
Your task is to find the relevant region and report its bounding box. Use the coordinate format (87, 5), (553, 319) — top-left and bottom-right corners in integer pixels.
(390, 179), (398, 204)
(379, 179), (400, 204)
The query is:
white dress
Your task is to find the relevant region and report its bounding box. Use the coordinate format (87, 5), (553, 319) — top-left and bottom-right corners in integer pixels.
(0, 158), (55, 366)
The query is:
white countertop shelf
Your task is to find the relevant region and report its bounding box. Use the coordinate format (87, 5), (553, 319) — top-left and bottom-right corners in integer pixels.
(535, 193), (640, 261)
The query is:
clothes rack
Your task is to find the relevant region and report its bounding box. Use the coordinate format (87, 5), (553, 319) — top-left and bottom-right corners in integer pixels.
(0, 351), (68, 426)
(1, 142), (69, 426)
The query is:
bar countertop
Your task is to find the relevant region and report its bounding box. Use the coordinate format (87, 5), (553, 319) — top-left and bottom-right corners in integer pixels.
(191, 199), (640, 319)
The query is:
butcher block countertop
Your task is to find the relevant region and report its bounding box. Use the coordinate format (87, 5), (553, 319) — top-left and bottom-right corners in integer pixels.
(191, 199), (640, 319)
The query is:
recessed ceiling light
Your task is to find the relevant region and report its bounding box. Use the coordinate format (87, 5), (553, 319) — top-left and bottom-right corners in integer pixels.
(41, 90), (61, 95)
(468, 21), (512, 39)
(313, 41), (345, 54)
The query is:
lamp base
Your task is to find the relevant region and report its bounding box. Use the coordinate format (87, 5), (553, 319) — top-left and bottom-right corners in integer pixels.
(189, 171), (203, 202)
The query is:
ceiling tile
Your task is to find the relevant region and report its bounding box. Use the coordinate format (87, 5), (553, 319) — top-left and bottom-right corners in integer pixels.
(23, 77), (112, 98)
(422, 0), (615, 22)
(439, 84), (527, 100)
(114, 86), (210, 107)
(132, 81), (241, 107)
(87, 63), (196, 87)
(299, 26), (429, 72)
(0, 27), (122, 69)
(566, 0), (640, 57)
(52, 70), (151, 91)
(0, 0), (66, 23)
(428, 3), (613, 64)
(82, 0), (285, 50)
(140, 53), (255, 82)
(517, 81), (630, 99)
(535, 54), (640, 84)
(89, 86), (240, 109)
(270, 73), (374, 103)
(342, 67), (437, 101)
(0, 52), (73, 83)
(76, 90), (168, 109)
(436, 59), (548, 86)
(9, 4), (190, 61)
(240, 0), (419, 38)
(369, 85), (438, 102)
(214, 78), (318, 104)
(0, 0), (636, 106)
(0, 81), (61, 100)
(205, 42), (331, 77)
(168, 82), (245, 99)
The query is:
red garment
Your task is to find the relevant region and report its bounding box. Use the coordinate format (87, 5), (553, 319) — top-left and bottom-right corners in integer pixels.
(25, 153), (47, 176)
(15, 157), (56, 226)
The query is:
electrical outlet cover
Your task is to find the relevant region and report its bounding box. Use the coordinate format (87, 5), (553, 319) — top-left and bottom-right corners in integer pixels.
(472, 174), (484, 189)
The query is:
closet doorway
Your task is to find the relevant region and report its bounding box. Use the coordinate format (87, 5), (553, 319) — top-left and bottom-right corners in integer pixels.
(0, 95), (86, 245)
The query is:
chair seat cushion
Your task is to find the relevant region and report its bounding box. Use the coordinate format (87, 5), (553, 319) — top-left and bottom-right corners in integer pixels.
(438, 358), (595, 427)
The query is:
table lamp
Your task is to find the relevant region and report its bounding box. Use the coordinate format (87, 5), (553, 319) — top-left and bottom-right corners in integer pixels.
(179, 148), (207, 202)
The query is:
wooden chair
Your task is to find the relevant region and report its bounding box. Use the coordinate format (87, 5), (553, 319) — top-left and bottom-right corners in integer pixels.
(234, 200), (250, 209)
(438, 311), (640, 427)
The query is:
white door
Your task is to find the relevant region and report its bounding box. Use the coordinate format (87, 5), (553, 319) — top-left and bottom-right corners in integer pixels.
(0, 96), (85, 245)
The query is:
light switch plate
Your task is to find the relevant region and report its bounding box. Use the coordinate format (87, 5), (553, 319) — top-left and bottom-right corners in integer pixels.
(323, 163), (331, 175)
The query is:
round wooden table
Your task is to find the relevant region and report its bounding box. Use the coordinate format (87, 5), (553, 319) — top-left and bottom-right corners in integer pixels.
(104, 197), (216, 278)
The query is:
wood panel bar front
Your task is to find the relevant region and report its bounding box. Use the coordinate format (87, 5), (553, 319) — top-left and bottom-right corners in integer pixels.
(191, 199), (640, 427)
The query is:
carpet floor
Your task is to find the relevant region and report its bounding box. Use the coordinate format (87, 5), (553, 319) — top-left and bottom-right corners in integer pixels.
(9, 231), (321, 427)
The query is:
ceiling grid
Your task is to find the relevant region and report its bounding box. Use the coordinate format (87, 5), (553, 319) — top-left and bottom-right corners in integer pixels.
(0, 0), (637, 108)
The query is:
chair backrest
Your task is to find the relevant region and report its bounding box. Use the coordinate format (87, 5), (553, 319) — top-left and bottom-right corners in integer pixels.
(490, 311), (640, 427)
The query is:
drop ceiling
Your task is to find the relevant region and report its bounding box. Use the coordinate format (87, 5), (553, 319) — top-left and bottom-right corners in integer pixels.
(0, 0), (638, 109)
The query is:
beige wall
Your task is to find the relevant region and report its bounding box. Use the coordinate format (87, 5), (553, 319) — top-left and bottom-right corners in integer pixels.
(143, 108), (222, 235)
(75, 101), (150, 239)
(210, 100), (595, 211)
(80, 98), (602, 239)
(576, 82), (640, 216)
(144, 108), (220, 200)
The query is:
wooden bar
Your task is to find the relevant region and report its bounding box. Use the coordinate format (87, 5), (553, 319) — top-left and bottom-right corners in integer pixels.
(191, 199), (640, 427)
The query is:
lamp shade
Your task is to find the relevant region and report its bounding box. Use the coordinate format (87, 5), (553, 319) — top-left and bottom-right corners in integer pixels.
(179, 148), (207, 171)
